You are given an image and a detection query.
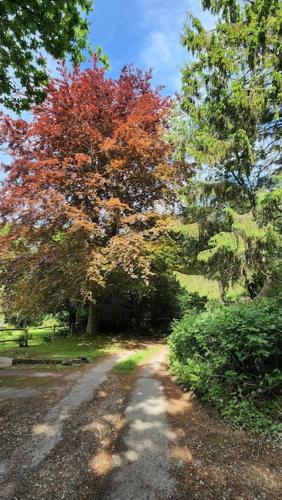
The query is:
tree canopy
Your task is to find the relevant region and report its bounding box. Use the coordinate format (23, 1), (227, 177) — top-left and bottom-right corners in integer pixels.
(168, 0), (282, 439)
(0, 60), (181, 333)
(0, 0), (93, 111)
(181, 0), (281, 206)
(167, 0), (282, 299)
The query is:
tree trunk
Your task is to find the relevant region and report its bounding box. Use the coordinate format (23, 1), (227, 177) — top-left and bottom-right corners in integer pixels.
(68, 306), (77, 336)
(85, 302), (99, 336)
(258, 277), (273, 297)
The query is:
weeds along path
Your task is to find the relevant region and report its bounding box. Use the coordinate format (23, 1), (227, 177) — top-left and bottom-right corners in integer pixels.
(0, 349), (138, 495)
(100, 346), (181, 500)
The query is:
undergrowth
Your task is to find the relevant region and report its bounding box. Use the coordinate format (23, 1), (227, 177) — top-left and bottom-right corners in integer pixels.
(169, 299), (282, 439)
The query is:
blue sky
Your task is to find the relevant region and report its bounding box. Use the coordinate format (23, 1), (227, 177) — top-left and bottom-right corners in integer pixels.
(89, 0), (213, 94)
(0, 1), (213, 175)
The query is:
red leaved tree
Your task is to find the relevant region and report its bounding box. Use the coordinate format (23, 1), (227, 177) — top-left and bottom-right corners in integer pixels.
(0, 59), (178, 334)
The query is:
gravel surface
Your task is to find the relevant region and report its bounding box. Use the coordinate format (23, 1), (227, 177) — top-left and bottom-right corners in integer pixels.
(100, 347), (181, 500)
(1, 345), (281, 500)
(0, 350), (136, 498)
(157, 362), (282, 500)
(6, 366), (140, 499)
(0, 387), (37, 399)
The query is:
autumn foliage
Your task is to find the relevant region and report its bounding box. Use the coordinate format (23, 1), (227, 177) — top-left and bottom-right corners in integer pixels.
(0, 60), (178, 333)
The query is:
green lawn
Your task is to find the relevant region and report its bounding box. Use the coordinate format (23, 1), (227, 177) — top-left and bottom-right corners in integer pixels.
(114, 345), (161, 374)
(0, 326), (57, 344)
(5, 363), (80, 371)
(0, 335), (124, 361)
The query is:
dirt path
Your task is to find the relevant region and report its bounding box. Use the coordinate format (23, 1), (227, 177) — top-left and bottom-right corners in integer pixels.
(0, 350), (137, 497)
(1, 345), (281, 500)
(101, 347), (180, 499)
(158, 362), (282, 500)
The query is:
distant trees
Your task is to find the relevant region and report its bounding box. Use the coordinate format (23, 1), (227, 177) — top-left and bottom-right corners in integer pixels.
(0, 0), (94, 111)
(0, 60), (181, 333)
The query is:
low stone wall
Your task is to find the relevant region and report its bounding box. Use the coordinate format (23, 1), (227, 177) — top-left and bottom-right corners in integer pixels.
(12, 357), (90, 366)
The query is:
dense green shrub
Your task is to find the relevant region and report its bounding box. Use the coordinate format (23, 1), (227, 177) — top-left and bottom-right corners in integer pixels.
(177, 290), (209, 314)
(169, 299), (282, 437)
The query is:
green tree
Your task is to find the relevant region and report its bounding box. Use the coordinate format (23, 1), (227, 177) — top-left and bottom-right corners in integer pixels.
(0, 0), (94, 111)
(180, 0), (281, 208)
(197, 205), (280, 299)
(167, 0), (282, 299)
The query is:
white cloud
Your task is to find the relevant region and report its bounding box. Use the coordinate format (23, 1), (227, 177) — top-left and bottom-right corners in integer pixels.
(144, 31), (172, 65)
(137, 0), (214, 94)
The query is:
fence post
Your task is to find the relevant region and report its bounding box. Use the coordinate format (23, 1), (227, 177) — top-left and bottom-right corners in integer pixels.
(24, 327), (29, 347)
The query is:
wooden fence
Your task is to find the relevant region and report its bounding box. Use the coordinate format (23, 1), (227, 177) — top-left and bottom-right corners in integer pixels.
(0, 325), (68, 344)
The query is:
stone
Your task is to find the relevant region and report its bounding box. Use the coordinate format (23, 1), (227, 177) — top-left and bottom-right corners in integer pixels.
(80, 356), (90, 363)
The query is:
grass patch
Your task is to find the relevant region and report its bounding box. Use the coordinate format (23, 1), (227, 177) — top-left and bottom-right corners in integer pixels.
(114, 345), (161, 374)
(0, 327), (56, 342)
(11, 363), (80, 372)
(0, 336), (123, 361)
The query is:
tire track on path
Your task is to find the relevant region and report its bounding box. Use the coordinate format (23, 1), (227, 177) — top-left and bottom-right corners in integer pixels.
(0, 349), (138, 497)
(102, 347), (182, 500)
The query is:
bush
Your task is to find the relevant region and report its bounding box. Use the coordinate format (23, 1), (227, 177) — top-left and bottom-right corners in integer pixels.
(169, 299), (282, 437)
(43, 334), (53, 342)
(178, 290), (208, 314)
(55, 328), (69, 338)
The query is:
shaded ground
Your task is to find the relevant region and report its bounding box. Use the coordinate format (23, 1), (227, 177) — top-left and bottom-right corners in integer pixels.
(100, 349), (179, 500)
(0, 345), (281, 499)
(7, 368), (138, 499)
(157, 362), (282, 500)
(0, 367), (80, 460)
(0, 349), (139, 498)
